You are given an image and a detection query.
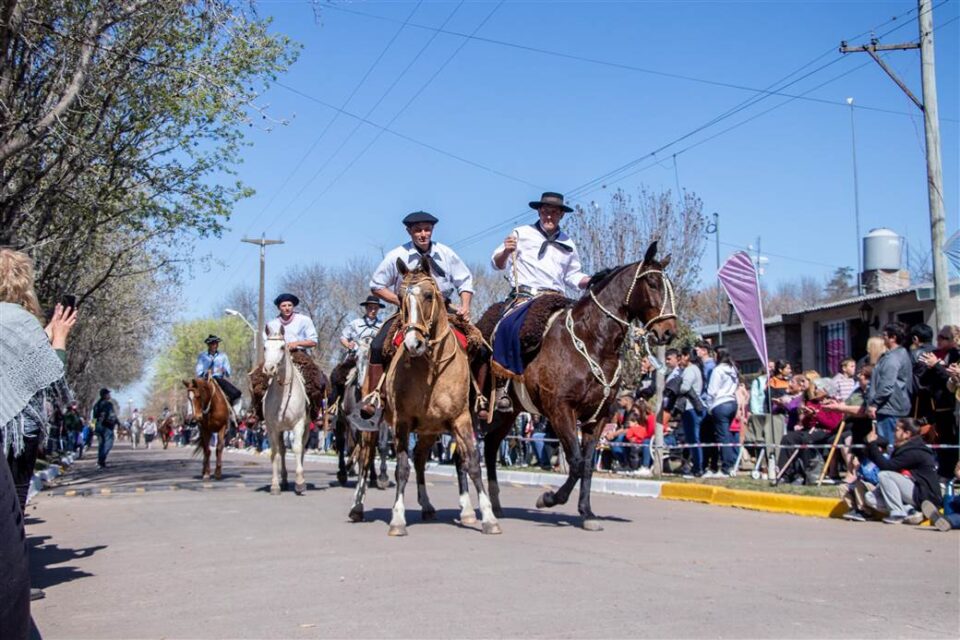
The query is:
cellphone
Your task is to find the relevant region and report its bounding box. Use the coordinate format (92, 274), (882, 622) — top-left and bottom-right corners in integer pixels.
(61, 294), (77, 311)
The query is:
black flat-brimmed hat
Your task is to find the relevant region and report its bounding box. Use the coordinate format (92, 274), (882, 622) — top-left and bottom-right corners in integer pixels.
(360, 295), (386, 308)
(273, 293), (300, 307)
(204, 334), (222, 345)
(402, 211), (439, 226)
(529, 192), (573, 213)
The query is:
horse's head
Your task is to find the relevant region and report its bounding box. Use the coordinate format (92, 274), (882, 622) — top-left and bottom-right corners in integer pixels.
(396, 255), (443, 358)
(626, 241), (678, 345)
(263, 324), (287, 378)
(182, 379), (205, 418)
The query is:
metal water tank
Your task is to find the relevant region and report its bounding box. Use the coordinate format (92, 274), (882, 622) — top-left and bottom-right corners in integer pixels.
(863, 228), (902, 271)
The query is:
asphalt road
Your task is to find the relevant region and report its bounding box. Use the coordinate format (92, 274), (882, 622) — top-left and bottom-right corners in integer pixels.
(26, 442), (960, 639)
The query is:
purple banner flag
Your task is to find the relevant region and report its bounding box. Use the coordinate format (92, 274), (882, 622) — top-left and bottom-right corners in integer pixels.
(717, 251), (768, 367)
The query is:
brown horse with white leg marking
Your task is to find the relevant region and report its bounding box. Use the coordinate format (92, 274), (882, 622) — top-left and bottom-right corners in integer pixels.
(182, 377), (230, 480)
(349, 254), (501, 536)
(476, 241), (677, 531)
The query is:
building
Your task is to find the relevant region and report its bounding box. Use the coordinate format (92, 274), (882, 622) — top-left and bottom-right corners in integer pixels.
(696, 282), (960, 375)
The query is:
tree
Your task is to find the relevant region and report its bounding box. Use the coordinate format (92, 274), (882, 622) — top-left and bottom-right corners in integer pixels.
(824, 266), (857, 302)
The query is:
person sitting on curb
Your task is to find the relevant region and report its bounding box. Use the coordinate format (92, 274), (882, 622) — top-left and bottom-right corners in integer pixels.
(859, 417), (942, 525)
(922, 461), (960, 532)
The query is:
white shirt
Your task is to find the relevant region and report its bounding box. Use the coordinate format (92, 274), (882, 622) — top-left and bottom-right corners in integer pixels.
(706, 363), (739, 411)
(491, 223), (588, 293)
(143, 420), (158, 436)
(369, 241), (474, 301)
(341, 316), (382, 345)
(264, 312), (318, 347)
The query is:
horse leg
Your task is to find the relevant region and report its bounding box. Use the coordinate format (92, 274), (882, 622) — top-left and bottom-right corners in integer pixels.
(455, 413), (501, 535)
(454, 449), (478, 525)
(388, 427), (411, 537)
(215, 427), (226, 480)
(201, 430), (212, 480)
(413, 434), (438, 521)
(279, 431), (289, 491)
(576, 432), (602, 531)
(348, 431), (375, 522)
(269, 430), (282, 495)
(376, 422), (390, 490)
(335, 415), (348, 486)
(483, 413), (513, 518)
(293, 418), (307, 495)
(536, 412), (582, 510)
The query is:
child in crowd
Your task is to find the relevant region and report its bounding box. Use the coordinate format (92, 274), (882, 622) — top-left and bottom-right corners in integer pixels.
(922, 461), (960, 532)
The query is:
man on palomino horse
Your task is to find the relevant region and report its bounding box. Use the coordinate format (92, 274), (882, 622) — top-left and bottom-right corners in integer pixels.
(360, 210), (474, 418)
(196, 334), (243, 423)
(340, 295), (385, 355)
(249, 293), (327, 421)
(481, 191), (591, 416)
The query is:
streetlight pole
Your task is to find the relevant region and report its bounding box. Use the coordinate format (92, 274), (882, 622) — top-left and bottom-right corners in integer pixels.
(847, 97), (863, 296)
(225, 309), (257, 372)
(240, 234), (284, 358)
(706, 212), (722, 344)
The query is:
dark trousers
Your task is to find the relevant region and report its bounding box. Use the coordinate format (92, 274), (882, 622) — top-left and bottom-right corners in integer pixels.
(97, 428), (115, 467)
(214, 377), (242, 404)
(0, 452), (29, 640)
(777, 428), (834, 481)
(6, 435), (40, 513)
(368, 314), (398, 366)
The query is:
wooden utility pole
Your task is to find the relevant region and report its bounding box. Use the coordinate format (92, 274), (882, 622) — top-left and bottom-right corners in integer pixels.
(840, 0), (951, 326)
(241, 234), (284, 357)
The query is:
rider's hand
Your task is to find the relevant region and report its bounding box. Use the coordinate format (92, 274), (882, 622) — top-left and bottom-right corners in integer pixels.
(348, 340), (357, 350)
(456, 306), (471, 322)
(502, 236), (517, 255)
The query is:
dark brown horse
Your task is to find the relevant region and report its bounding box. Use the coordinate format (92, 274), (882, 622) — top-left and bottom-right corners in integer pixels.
(479, 241), (677, 530)
(182, 377), (231, 480)
(158, 415), (176, 449)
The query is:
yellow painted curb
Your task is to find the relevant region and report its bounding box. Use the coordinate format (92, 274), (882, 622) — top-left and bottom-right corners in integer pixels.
(100, 488), (111, 496)
(660, 483), (846, 519)
(64, 490), (76, 497)
(135, 487), (146, 494)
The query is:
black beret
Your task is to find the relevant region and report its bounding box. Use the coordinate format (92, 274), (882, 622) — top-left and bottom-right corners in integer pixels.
(273, 293), (300, 307)
(204, 334), (222, 345)
(402, 211), (439, 226)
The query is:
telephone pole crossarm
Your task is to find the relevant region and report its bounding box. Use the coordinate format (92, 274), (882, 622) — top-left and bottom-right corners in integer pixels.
(839, 40), (923, 110)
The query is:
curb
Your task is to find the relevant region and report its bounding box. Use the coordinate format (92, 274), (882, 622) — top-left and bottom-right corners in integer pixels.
(660, 482), (846, 519)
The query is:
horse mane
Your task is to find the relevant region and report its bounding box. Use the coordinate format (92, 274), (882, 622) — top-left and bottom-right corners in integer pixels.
(586, 265), (629, 294)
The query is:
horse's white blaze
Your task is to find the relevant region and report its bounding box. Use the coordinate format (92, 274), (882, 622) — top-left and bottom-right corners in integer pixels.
(478, 491), (498, 525)
(390, 495), (406, 528)
(404, 286), (420, 351)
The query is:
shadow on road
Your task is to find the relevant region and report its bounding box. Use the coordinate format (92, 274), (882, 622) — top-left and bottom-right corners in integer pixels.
(28, 537), (105, 589)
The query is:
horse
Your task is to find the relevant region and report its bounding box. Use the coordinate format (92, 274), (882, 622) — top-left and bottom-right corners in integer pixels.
(182, 378), (231, 480)
(158, 415), (176, 449)
(478, 241), (677, 531)
(330, 339), (391, 489)
(349, 254), (500, 536)
(261, 325), (311, 495)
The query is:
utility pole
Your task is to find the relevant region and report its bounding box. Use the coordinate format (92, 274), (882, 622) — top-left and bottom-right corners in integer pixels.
(241, 234), (284, 357)
(706, 212), (722, 343)
(840, 0), (951, 325)
(846, 97), (863, 295)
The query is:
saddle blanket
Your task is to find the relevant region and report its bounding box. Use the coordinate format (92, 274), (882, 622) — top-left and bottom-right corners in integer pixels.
(491, 299), (536, 376)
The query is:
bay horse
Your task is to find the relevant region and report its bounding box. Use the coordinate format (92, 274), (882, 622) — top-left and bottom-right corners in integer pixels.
(480, 241), (677, 530)
(158, 415), (176, 449)
(261, 325), (311, 495)
(349, 255), (500, 536)
(182, 377), (230, 480)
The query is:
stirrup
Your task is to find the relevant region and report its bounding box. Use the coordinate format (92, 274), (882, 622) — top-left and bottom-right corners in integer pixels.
(495, 387), (513, 413)
(360, 391), (381, 418)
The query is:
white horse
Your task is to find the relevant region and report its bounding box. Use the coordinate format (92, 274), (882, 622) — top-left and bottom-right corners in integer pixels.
(262, 326), (311, 496)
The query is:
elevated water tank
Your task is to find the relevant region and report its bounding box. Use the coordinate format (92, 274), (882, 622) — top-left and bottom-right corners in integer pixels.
(863, 228), (902, 271)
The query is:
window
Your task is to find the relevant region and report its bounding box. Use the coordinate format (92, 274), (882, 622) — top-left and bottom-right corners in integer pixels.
(817, 320), (848, 376)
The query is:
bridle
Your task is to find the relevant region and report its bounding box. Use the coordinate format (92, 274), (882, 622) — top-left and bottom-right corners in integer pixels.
(264, 333), (301, 417)
(399, 273), (451, 358)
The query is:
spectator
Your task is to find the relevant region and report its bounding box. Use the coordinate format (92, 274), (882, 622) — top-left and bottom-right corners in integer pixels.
(908, 323), (935, 363)
(860, 417), (941, 525)
(695, 341), (716, 388)
(750, 360), (773, 416)
(922, 461), (960, 532)
(831, 358), (857, 402)
(93, 388), (119, 469)
(63, 401), (83, 458)
(857, 335), (887, 373)
(143, 416), (158, 448)
(824, 364), (874, 480)
(679, 346), (705, 478)
(706, 347), (739, 477)
(915, 325), (959, 477)
(0, 247), (77, 625)
(775, 383), (843, 484)
(867, 323), (913, 447)
(634, 356), (657, 402)
(773, 373), (809, 431)
(624, 403), (655, 474)
(601, 391), (635, 471)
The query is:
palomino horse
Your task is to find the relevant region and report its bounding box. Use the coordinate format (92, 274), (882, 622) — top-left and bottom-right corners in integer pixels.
(480, 241), (677, 531)
(261, 325), (311, 495)
(330, 339), (390, 489)
(349, 255), (500, 536)
(182, 378), (230, 480)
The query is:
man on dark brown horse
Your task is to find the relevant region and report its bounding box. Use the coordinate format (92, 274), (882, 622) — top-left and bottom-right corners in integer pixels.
(478, 192), (591, 416)
(249, 293), (327, 421)
(359, 210), (475, 417)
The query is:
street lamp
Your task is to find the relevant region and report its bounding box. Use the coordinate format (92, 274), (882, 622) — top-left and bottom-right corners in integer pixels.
(224, 308), (256, 334)
(705, 212), (722, 344)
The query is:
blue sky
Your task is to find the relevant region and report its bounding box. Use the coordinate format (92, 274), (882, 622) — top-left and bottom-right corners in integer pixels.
(184, 0), (958, 310)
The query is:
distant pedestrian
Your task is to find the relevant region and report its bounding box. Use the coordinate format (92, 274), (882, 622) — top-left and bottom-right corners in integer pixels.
(143, 417), (158, 448)
(93, 388), (119, 469)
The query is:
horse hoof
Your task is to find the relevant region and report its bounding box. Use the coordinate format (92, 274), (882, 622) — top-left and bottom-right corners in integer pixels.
(337, 472), (348, 487)
(388, 525), (408, 537)
(295, 483), (306, 495)
(482, 521), (503, 535)
(460, 513), (478, 526)
(376, 477), (389, 490)
(348, 506), (364, 522)
(536, 491), (555, 509)
(582, 519), (604, 532)
(422, 509), (437, 521)
(492, 506), (504, 519)
(202, 474), (210, 481)
(214, 472), (222, 481)
(280, 481), (289, 491)
(270, 486), (281, 496)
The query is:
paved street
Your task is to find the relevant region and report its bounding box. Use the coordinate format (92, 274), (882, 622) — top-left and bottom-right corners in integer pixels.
(27, 443), (960, 639)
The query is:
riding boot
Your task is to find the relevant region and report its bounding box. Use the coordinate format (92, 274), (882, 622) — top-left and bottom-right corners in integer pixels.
(495, 384), (513, 413)
(360, 364), (384, 419)
(474, 362), (491, 421)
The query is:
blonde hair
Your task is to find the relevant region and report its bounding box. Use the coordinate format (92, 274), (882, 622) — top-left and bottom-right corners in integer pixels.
(866, 336), (887, 365)
(0, 248), (43, 319)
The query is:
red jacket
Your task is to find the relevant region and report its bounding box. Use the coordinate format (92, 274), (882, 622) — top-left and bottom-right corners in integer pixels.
(626, 415), (656, 444)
